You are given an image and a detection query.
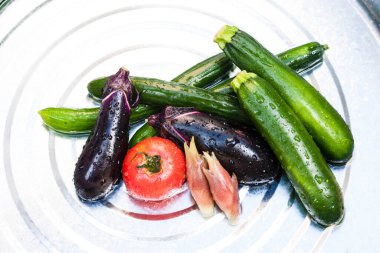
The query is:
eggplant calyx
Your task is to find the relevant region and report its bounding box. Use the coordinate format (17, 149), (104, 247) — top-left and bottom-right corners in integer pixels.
(103, 67), (140, 110)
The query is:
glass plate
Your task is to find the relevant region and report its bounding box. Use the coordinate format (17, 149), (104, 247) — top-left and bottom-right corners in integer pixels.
(1, 0), (379, 252)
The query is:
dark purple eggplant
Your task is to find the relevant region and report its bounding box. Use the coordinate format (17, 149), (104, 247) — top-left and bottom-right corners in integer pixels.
(74, 68), (139, 201)
(148, 107), (280, 185)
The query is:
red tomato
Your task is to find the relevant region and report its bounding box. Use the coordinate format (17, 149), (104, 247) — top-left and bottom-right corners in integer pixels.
(122, 137), (186, 201)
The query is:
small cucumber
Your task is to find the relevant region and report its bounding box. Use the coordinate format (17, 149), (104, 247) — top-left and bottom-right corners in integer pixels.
(210, 42), (328, 95)
(171, 52), (233, 87)
(232, 71), (344, 226)
(39, 104), (158, 134)
(38, 107), (99, 134)
(215, 25), (354, 163)
(130, 77), (249, 124)
(277, 42), (328, 74)
(129, 123), (158, 148)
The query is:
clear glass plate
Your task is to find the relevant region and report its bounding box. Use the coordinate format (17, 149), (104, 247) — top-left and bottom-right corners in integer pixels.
(1, 0), (379, 252)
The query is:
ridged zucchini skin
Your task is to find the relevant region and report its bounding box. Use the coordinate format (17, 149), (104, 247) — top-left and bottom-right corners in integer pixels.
(231, 71), (344, 226)
(215, 25), (354, 163)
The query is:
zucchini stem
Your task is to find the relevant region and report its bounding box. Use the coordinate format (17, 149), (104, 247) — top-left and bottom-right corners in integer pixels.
(214, 25), (238, 50)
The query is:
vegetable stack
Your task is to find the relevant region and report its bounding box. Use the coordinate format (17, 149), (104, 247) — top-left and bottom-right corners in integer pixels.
(214, 25), (353, 163)
(37, 24), (354, 227)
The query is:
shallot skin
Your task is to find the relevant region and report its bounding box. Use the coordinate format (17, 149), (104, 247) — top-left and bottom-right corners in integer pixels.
(184, 137), (214, 217)
(202, 152), (240, 225)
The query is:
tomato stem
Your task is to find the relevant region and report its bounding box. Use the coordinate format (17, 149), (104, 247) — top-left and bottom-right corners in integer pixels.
(136, 152), (161, 173)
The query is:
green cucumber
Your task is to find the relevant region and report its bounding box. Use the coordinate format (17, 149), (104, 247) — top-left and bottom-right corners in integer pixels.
(41, 78), (248, 133)
(210, 42), (328, 95)
(277, 42), (328, 74)
(129, 77), (248, 123)
(129, 123), (158, 148)
(209, 77), (235, 94)
(215, 25), (354, 163)
(39, 108), (98, 134)
(232, 71), (344, 226)
(171, 52), (232, 87)
(39, 105), (158, 134)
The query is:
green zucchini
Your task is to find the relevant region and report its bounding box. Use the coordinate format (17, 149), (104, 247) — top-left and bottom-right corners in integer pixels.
(232, 71), (344, 226)
(129, 123), (158, 148)
(209, 42), (328, 95)
(39, 105), (158, 134)
(215, 25), (354, 163)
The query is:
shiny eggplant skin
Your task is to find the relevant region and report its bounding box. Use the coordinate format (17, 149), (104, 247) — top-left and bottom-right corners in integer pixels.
(148, 107), (280, 185)
(74, 68), (139, 201)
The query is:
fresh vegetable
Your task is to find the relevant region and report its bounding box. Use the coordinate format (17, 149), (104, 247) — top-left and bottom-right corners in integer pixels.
(74, 68), (139, 201)
(171, 52), (233, 87)
(214, 25), (354, 163)
(129, 123), (158, 148)
(276, 42), (328, 74)
(184, 137), (214, 217)
(148, 106), (280, 184)
(128, 77), (249, 124)
(38, 104), (157, 134)
(122, 136), (186, 201)
(38, 107), (99, 134)
(202, 152), (240, 225)
(209, 42), (329, 95)
(231, 71), (344, 226)
(208, 77), (235, 94)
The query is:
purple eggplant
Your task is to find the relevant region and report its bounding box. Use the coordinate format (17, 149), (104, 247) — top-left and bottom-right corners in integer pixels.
(148, 107), (280, 185)
(74, 68), (139, 201)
